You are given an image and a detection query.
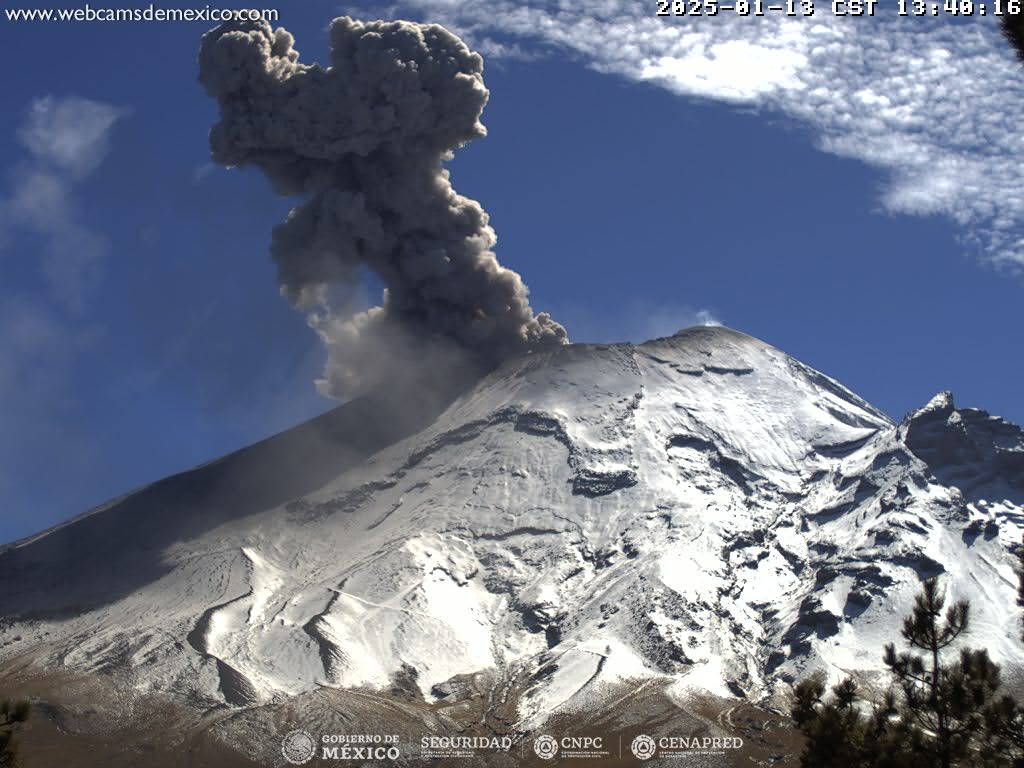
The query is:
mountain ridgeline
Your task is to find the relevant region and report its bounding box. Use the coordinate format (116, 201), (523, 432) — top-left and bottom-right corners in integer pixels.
(0, 326), (1020, 766)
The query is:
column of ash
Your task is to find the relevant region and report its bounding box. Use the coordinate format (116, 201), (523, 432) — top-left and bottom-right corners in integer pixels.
(199, 16), (567, 398)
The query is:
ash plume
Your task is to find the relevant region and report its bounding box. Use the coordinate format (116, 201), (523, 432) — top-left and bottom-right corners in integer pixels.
(198, 16), (567, 398)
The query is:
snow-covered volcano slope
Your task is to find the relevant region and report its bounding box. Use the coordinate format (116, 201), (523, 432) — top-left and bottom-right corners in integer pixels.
(1, 326), (1021, 723)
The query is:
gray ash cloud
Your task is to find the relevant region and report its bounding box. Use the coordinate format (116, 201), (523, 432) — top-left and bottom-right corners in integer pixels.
(198, 16), (567, 398)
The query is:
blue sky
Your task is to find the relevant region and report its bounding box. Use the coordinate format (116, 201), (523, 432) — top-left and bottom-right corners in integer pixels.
(1, 2), (1022, 544)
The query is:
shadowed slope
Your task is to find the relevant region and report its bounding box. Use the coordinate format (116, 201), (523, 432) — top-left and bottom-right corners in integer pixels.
(0, 379), (466, 620)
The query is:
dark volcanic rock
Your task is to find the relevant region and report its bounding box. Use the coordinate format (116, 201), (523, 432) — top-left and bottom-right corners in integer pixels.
(904, 391), (1024, 496)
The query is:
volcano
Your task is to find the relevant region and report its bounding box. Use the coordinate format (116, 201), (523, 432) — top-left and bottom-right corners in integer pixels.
(1, 326), (1021, 766)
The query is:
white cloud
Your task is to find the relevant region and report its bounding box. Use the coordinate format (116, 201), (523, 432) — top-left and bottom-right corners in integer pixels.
(4, 169), (73, 229)
(641, 39), (807, 101)
(1, 96), (126, 312)
(631, 304), (724, 339)
(696, 309), (722, 327)
(380, 0), (1024, 270)
(17, 96), (128, 179)
(0, 97), (122, 516)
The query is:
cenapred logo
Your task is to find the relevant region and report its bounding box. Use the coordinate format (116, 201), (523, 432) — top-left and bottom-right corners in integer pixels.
(281, 729), (316, 765)
(533, 734), (559, 760)
(634, 733), (744, 759)
(630, 734), (657, 761)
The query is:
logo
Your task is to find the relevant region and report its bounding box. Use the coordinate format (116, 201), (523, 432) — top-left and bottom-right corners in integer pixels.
(281, 729), (316, 765)
(419, 734), (513, 759)
(320, 733), (401, 760)
(533, 734), (559, 760)
(631, 734), (657, 761)
(530, 734), (609, 760)
(648, 734), (744, 757)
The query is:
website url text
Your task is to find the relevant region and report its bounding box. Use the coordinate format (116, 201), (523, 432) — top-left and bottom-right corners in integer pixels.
(4, 4), (279, 22)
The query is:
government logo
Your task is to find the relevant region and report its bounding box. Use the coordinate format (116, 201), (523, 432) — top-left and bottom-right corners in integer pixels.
(281, 729), (316, 765)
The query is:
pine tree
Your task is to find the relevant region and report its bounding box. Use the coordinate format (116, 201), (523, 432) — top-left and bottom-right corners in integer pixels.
(982, 694), (1024, 768)
(792, 576), (1021, 768)
(883, 578), (1002, 768)
(793, 672), (938, 768)
(793, 675), (864, 767)
(0, 698), (29, 768)
(794, 675), (886, 767)
(982, 537), (1024, 768)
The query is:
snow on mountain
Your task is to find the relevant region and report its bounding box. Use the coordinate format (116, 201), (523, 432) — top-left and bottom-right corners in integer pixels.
(0, 326), (1021, 733)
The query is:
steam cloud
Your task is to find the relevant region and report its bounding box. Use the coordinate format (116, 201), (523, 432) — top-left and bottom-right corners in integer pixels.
(198, 16), (567, 398)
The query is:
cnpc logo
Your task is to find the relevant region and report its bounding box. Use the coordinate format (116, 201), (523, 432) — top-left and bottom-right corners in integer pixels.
(533, 734), (558, 759)
(532, 734), (605, 759)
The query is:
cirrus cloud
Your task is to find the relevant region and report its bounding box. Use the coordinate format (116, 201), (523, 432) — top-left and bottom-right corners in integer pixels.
(372, 1), (1024, 271)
